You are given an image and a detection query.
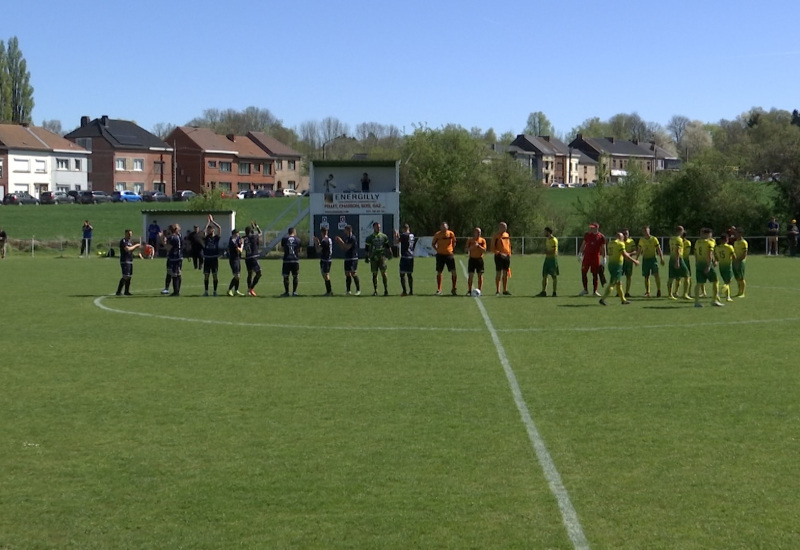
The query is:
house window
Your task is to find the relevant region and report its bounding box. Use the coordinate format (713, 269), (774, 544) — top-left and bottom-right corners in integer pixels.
(74, 159), (82, 171)
(57, 185), (68, 192)
(219, 162), (232, 173)
(154, 161), (164, 174)
(288, 160), (296, 170)
(57, 158), (69, 170)
(134, 182), (144, 194)
(646, 162), (652, 172)
(208, 160), (217, 168)
(288, 181), (296, 190)
(133, 159), (144, 171)
(13, 158), (30, 172)
(238, 162), (251, 175)
(219, 182), (231, 191)
(116, 182), (127, 191)
(116, 158), (126, 171)
(275, 160), (283, 170)
(0, 159), (3, 177)
(237, 182), (249, 192)
(35, 159), (46, 173)
(264, 162), (272, 175)
(254, 163), (260, 172)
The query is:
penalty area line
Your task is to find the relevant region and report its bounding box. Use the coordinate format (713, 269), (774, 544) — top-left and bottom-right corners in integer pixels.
(459, 261), (589, 549)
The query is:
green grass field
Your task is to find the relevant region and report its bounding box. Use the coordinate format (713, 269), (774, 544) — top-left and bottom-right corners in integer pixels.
(1, 252), (798, 548)
(0, 197), (309, 249)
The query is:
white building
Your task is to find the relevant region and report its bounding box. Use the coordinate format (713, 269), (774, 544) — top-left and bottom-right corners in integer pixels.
(0, 123), (89, 198)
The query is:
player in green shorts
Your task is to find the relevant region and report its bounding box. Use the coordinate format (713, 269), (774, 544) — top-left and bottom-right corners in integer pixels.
(694, 228), (723, 307)
(667, 225), (689, 300)
(364, 222), (391, 296)
(637, 225), (665, 297)
(621, 228), (637, 298)
(599, 231), (639, 305)
(732, 228), (748, 298)
(715, 233), (736, 302)
(537, 227), (559, 297)
(681, 229), (693, 299)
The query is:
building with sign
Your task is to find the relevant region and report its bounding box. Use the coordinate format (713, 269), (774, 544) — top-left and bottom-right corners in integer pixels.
(308, 160), (400, 256)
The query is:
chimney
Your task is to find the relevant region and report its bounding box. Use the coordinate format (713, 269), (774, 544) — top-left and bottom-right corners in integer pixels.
(101, 115), (109, 127)
(80, 116), (90, 127)
(576, 133), (583, 141)
(633, 139), (640, 145)
(606, 137), (615, 143)
(542, 136), (551, 142)
(226, 134), (235, 142)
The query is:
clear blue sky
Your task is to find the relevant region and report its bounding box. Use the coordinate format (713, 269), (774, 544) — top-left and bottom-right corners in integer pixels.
(3, 0), (799, 137)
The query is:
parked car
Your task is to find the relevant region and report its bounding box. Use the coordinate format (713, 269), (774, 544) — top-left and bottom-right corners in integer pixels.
(3, 192), (40, 205)
(282, 188), (300, 197)
(253, 189), (273, 198)
(112, 190), (143, 202)
(40, 191), (75, 205)
(67, 190), (81, 202)
(78, 190), (112, 204)
(236, 191), (249, 200)
(143, 190), (170, 202)
(172, 190), (196, 201)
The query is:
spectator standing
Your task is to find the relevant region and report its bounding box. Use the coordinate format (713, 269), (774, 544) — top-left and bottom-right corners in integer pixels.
(767, 217), (780, 255)
(787, 219), (798, 257)
(80, 220), (93, 256)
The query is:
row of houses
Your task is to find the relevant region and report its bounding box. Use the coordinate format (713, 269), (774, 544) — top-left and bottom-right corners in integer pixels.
(1, 116), (684, 199)
(506, 134), (681, 185)
(0, 116), (307, 198)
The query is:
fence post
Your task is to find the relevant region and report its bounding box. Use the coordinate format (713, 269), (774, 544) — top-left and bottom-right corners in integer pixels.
(521, 236), (525, 255)
(31, 235), (35, 258)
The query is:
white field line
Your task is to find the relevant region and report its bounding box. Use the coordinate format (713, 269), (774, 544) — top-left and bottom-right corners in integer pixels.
(93, 291), (800, 334)
(459, 261), (590, 549)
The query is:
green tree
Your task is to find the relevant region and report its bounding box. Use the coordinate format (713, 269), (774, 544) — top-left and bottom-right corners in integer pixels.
(574, 164), (655, 235)
(0, 40), (10, 122)
(399, 125), (543, 236)
(651, 163), (774, 235)
(2, 37), (34, 124)
(524, 111), (554, 136)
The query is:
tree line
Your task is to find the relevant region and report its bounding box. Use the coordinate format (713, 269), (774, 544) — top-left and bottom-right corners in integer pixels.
(0, 36), (34, 124)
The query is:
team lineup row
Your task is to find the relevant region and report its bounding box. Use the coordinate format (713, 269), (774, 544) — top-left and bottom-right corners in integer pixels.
(114, 218), (749, 305)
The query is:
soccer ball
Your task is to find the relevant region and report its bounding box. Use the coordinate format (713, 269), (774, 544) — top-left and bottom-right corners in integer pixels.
(472, 288), (481, 297)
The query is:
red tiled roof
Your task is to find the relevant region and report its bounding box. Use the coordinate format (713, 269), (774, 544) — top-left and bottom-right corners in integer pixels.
(0, 124), (87, 152)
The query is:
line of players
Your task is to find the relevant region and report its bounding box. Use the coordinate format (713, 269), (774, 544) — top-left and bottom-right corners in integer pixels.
(576, 222), (748, 307)
(116, 215), (417, 298)
(115, 217), (748, 304)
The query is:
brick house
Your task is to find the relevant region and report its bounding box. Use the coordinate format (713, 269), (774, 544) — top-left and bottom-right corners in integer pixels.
(247, 132), (308, 192)
(568, 134), (681, 183)
(0, 123), (89, 198)
(508, 134), (597, 185)
(167, 126), (275, 195)
(64, 116), (173, 194)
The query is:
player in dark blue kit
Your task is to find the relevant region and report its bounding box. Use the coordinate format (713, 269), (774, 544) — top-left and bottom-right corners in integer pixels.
(116, 229), (140, 296)
(227, 228), (244, 297)
(314, 226), (334, 296)
(335, 224), (361, 295)
(281, 227), (302, 296)
(244, 221), (262, 297)
(395, 223), (416, 296)
(202, 214), (222, 296)
(163, 223), (183, 296)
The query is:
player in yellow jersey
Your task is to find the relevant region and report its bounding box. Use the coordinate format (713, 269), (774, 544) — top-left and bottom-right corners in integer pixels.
(536, 227), (559, 297)
(681, 229), (693, 298)
(694, 228), (724, 307)
(715, 233), (736, 302)
(667, 225), (689, 299)
(637, 225), (665, 297)
(621, 228), (637, 298)
(733, 228), (748, 297)
(599, 231), (640, 305)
